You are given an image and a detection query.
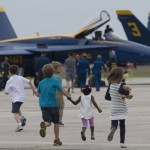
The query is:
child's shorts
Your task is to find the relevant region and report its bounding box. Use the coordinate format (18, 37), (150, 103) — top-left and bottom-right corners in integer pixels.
(56, 92), (64, 109)
(81, 117), (94, 128)
(41, 107), (59, 124)
(66, 72), (76, 81)
(12, 102), (23, 113)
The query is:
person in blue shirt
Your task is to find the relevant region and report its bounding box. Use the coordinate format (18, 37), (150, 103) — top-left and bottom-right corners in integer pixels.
(92, 55), (106, 91)
(35, 52), (49, 87)
(77, 53), (90, 87)
(1, 57), (10, 89)
(37, 64), (70, 146)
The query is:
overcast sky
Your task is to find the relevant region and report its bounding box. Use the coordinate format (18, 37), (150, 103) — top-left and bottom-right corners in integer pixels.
(0, 0), (150, 39)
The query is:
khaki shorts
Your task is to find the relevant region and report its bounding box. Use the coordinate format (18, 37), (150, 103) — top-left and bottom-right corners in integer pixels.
(56, 91), (64, 109)
(66, 72), (75, 81)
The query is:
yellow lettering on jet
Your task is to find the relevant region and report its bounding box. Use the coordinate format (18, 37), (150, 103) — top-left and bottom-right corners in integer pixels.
(127, 22), (141, 37)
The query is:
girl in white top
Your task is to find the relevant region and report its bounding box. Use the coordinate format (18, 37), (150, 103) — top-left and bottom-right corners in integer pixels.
(68, 85), (102, 141)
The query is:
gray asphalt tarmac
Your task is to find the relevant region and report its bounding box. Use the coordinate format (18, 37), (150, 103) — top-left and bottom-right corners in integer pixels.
(0, 78), (150, 150)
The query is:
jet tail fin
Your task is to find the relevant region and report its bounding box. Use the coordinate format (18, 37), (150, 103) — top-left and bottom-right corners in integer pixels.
(0, 7), (17, 40)
(116, 10), (150, 46)
(74, 10), (110, 38)
(147, 12), (150, 31)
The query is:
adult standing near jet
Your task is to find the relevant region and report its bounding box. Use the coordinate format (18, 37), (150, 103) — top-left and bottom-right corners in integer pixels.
(64, 52), (76, 93)
(92, 55), (106, 91)
(75, 54), (80, 87)
(0, 61), (2, 91)
(1, 56), (10, 89)
(106, 50), (118, 74)
(77, 53), (90, 87)
(35, 51), (49, 86)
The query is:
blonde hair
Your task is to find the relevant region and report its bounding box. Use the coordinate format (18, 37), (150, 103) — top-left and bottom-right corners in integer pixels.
(82, 53), (87, 58)
(51, 61), (61, 70)
(107, 67), (123, 83)
(42, 64), (54, 77)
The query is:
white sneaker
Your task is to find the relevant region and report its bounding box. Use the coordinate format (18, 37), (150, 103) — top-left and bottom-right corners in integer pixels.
(59, 121), (64, 127)
(15, 125), (23, 132)
(120, 143), (127, 148)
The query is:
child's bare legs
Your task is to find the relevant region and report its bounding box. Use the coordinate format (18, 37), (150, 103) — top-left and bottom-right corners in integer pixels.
(54, 123), (59, 139)
(71, 80), (75, 93)
(19, 110), (22, 117)
(89, 117), (95, 140)
(81, 118), (87, 141)
(14, 113), (23, 132)
(81, 127), (86, 141)
(14, 109), (22, 124)
(59, 109), (63, 124)
(53, 123), (62, 146)
(14, 113), (21, 124)
(82, 127), (86, 133)
(12, 102), (24, 132)
(66, 80), (70, 89)
(90, 127), (95, 139)
(18, 110), (27, 127)
(58, 99), (64, 126)
(45, 122), (51, 127)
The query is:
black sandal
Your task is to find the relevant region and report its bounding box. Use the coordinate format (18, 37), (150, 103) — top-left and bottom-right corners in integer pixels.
(81, 131), (86, 141)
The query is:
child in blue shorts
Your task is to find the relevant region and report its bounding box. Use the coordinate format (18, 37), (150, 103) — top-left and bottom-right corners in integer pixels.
(37, 64), (70, 146)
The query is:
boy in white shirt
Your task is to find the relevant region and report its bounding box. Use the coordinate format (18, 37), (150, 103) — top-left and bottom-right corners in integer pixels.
(5, 65), (36, 132)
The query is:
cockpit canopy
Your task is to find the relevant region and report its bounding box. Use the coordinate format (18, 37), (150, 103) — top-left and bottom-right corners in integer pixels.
(105, 31), (124, 41)
(75, 10), (110, 38)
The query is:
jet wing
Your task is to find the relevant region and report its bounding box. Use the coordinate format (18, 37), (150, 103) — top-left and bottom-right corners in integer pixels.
(0, 49), (33, 55)
(0, 42), (33, 55)
(0, 43), (116, 55)
(26, 45), (116, 53)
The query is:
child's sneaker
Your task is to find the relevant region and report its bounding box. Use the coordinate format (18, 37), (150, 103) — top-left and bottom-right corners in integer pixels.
(107, 128), (116, 141)
(39, 122), (46, 138)
(91, 135), (95, 140)
(59, 121), (64, 127)
(15, 125), (23, 132)
(120, 143), (127, 148)
(53, 138), (62, 146)
(81, 131), (86, 141)
(21, 116), (26, 126)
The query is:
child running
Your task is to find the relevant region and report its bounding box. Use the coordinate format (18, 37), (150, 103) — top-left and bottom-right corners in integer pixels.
(68, 85), (102, 141)
(52, 61), (65, 126)
(37, 64), (70, 146)
(4, 65), (36, 132)
(107, 67), (133, 148)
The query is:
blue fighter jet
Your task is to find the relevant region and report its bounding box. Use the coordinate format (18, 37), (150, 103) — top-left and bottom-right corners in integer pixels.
(0, 8), (150, 76)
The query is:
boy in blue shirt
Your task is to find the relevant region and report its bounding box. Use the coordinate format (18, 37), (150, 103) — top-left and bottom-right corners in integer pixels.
(37, 64), (70, 146)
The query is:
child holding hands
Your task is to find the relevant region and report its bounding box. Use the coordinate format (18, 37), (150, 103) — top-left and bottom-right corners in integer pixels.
(37, 64), (70, 146)
(68, 85), (102, 141)
(52, 61), (65, 126)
